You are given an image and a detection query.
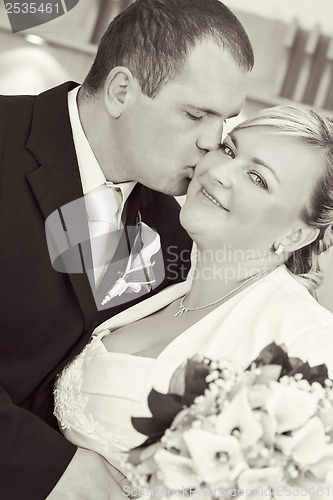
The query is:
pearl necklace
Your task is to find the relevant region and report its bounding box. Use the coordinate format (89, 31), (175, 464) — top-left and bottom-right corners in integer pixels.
(174, 268), (274, 317)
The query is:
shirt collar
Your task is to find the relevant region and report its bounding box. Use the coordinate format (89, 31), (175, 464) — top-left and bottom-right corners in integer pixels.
(67, 86), (136, 208)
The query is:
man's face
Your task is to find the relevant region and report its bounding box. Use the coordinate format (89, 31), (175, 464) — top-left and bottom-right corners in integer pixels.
(113, 39), (248, 195)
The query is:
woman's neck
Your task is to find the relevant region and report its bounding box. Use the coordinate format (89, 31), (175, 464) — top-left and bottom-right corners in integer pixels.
(186, 248), (281, 309)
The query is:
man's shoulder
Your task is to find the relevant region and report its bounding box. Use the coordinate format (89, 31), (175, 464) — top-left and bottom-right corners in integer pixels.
(0, 93), (35, 115)
(0, 81), (78, 113)
(0, 82), (78, 142)
(0, 93), (37, 145)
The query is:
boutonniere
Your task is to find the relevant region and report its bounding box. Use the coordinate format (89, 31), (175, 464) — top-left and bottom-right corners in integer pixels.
(101, 214), (162, 306)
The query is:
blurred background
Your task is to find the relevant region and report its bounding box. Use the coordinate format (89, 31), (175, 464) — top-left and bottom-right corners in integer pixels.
(0, 0), (332, 311)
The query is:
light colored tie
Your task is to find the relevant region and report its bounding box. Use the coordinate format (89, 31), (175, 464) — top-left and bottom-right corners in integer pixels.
(85, 184), (123, 285)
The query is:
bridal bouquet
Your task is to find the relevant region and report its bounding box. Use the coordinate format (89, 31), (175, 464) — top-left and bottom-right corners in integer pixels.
(125, 344), (333, 499)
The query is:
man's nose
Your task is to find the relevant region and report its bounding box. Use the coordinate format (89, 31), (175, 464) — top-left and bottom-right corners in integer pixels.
(196, 120), (224, 153)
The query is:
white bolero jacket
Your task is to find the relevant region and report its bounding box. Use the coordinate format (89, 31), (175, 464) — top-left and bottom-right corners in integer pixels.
(54, 265), (333, 472)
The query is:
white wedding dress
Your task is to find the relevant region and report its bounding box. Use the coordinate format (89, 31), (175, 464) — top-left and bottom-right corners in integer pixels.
(54, 337), (155, 473)
(54, 266), (333, 474)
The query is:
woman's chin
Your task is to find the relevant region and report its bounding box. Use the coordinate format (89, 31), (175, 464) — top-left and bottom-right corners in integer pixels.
(179, 204), (198, 233)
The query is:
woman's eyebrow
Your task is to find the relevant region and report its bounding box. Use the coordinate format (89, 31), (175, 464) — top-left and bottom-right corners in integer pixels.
(226, 133), (237, 148)
(252, 157), (280, 184)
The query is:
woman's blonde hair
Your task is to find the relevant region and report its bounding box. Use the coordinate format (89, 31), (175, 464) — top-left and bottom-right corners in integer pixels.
(233, 103), (333, 293)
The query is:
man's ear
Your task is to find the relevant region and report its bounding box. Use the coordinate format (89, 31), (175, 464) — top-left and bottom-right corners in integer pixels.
(104, 66), (135, 118)
(279, 224), (320, 253)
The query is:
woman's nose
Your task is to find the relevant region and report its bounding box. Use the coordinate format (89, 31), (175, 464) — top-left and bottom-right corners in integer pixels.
(198, 149), (235, 189)
(210, 164), (234, 189)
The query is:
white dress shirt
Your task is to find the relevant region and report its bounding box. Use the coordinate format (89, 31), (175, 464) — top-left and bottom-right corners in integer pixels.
(67, 86), (136, 211)
(67, 87), (137, 283)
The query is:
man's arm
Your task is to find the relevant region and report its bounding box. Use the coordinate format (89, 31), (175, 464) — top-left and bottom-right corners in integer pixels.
(0, 387), (75, 499)
(0, 389), (126, 500)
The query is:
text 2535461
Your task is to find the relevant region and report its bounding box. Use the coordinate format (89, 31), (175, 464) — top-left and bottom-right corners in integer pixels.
(5, 3), (60, 14)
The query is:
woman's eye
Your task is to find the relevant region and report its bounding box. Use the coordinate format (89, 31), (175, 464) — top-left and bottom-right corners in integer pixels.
(186, 112), (204, 121)
(220, 143), (235, 158)
(248, 172), (268, 190)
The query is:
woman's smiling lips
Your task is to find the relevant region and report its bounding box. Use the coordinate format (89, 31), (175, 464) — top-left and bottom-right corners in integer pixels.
(201, 186), (230, 211)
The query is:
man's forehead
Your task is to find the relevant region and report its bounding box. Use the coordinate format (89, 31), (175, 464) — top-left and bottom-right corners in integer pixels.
(182, 39), (241, 74)
(155, 44), (248, 119)
(178, 76), (247, 119)
(173, 44), (247, 101)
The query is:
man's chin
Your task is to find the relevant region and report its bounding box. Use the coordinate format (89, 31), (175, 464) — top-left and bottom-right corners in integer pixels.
(146, 177), (191, 197)
(164, 179), (191, 197)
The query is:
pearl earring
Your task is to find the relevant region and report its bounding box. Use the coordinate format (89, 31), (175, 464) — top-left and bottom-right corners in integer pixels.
(275, 244), (284, 255)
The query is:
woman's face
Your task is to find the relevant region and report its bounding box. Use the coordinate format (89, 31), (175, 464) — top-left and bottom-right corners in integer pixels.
(181, 126), (324, 255)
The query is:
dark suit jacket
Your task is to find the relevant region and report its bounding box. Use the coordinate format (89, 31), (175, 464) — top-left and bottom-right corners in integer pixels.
(0, 82), (192, 500)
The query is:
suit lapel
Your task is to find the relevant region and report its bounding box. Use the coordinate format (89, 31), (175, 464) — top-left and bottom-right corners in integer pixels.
(94, 279), (190, 333)
(25, 82), (97, 326)
(124, 183), (153, 227)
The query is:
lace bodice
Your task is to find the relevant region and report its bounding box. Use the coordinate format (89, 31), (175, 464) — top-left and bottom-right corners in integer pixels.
(54, 334), (156, 472)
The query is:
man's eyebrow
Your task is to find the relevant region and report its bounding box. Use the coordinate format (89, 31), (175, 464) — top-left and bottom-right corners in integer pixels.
(226, 111), (241, 120)
(229, 133), (280, 184)
(188, 106), (241, 120)
(191, 106), (222, 117)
